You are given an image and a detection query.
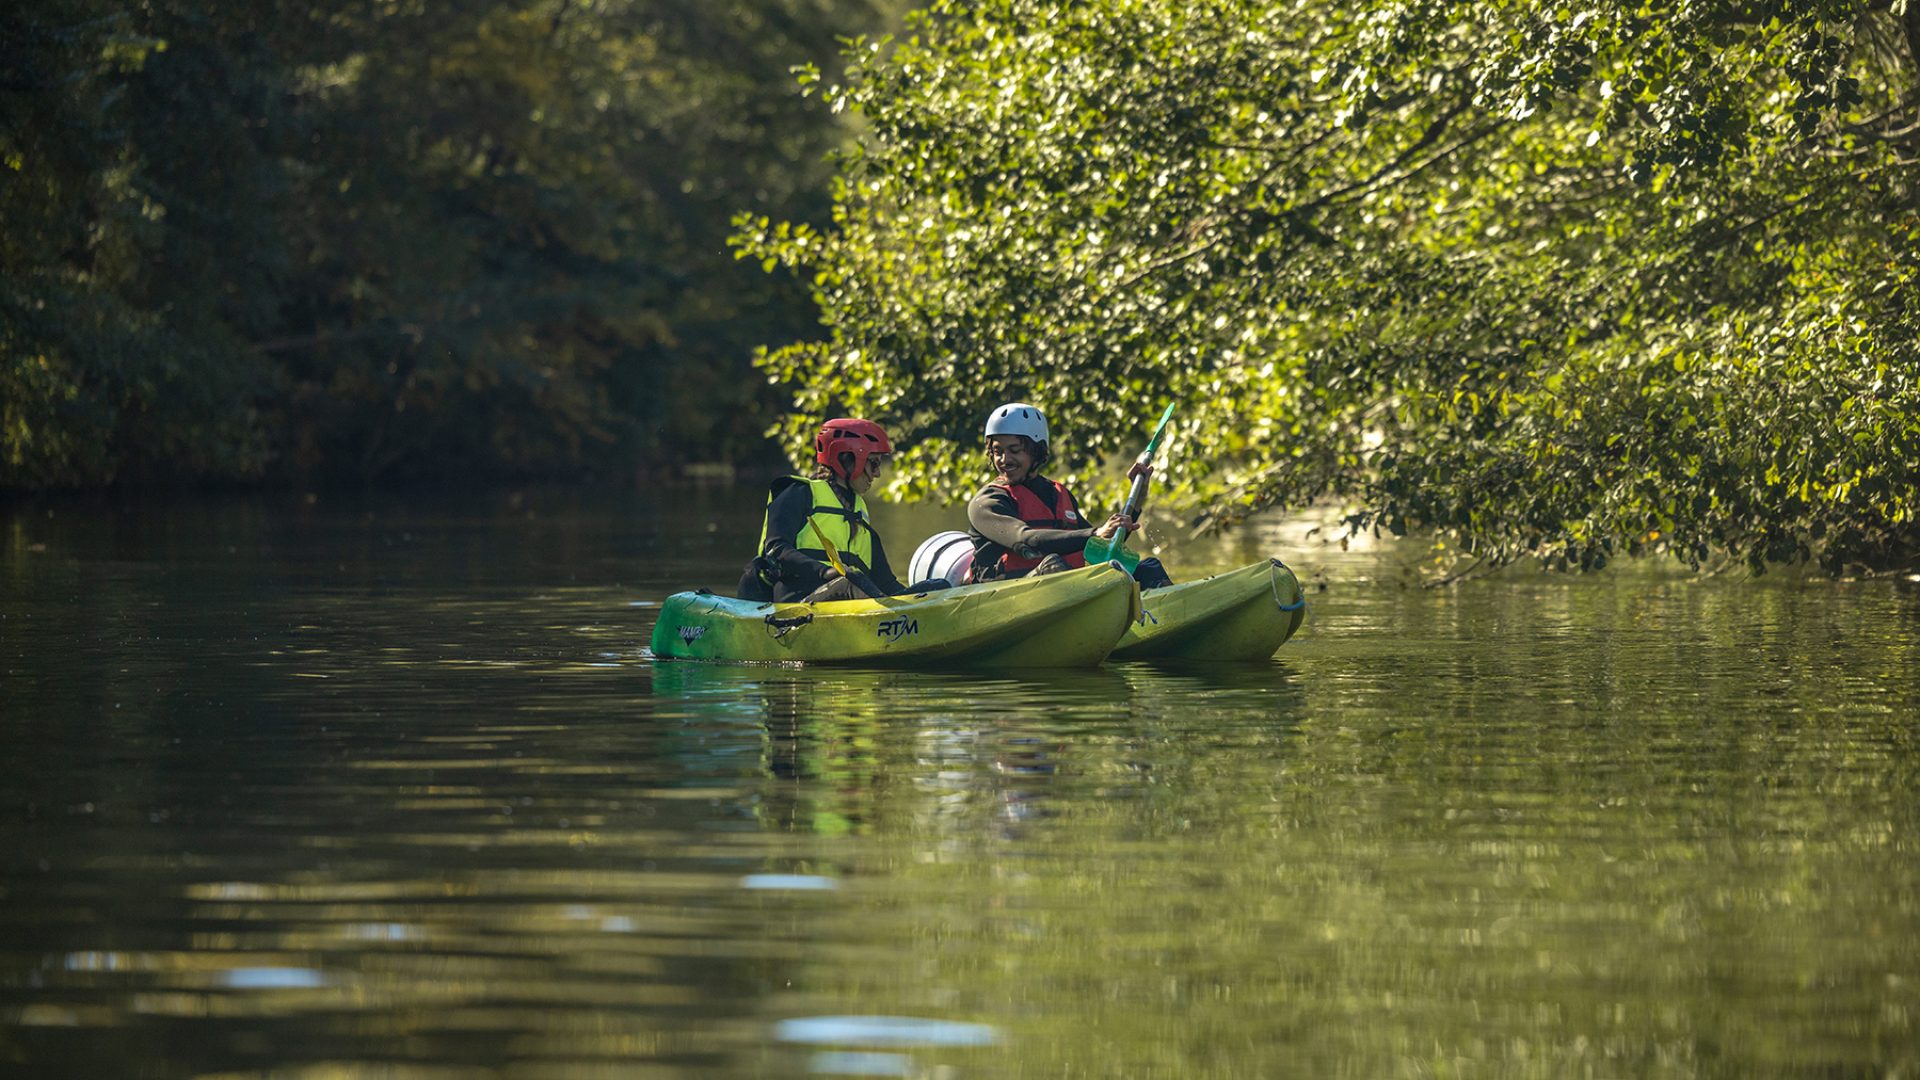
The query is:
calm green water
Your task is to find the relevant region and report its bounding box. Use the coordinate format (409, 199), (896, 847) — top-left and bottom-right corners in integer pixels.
(3, 487), (1917, 1078)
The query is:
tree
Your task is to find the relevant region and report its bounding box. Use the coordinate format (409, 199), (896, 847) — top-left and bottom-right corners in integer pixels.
(738, 0), (1920, 574)
(2, 0), (895, 487)
(2, 2), (277, 485)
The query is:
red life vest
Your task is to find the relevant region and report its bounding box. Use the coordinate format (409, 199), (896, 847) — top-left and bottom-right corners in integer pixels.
(991, 478), (1088, 575)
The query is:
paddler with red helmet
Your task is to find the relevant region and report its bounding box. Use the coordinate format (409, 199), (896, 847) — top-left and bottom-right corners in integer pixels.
(738, 418), (938, 603)
(965, 402), (1173, 588)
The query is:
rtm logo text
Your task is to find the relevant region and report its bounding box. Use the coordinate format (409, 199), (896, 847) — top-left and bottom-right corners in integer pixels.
(877, 617), (919, 642)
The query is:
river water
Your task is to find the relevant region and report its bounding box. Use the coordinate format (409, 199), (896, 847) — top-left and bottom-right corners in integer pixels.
(2, 486), (1916, 1078)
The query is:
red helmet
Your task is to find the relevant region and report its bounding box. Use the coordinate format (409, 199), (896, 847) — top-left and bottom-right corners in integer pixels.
(814, 418), (893, 482)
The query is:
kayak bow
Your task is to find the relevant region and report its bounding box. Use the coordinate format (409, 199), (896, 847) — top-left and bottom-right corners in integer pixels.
(1110, 559), (1306, 661)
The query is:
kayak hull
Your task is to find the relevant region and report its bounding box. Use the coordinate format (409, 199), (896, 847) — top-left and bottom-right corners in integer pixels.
(1111, 559), (1306, 661)
(649, 562), (1139, 667)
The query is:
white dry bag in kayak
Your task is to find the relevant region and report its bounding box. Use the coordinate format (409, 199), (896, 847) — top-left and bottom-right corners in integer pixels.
(909, 530), (975, 586)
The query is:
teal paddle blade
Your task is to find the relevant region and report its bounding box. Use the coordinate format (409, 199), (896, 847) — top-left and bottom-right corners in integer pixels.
(1083, 534), (1142, 572)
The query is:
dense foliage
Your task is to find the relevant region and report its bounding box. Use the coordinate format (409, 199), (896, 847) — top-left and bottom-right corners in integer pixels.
(2, 0), (891, 486)
(739, 0), (1920, 573)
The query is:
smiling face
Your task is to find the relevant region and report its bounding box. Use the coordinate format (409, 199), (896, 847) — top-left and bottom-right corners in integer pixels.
(986, 434), (1035, 484)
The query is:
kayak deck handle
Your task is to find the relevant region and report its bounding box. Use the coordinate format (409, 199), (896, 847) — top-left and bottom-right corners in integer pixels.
(764, 612), (815, 640)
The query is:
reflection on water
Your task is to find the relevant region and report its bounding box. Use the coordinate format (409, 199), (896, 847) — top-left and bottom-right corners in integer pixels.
(774, 1015), (1000, 1046)
(741, 874), (840, 892)
(2, 488), (1917, 1077)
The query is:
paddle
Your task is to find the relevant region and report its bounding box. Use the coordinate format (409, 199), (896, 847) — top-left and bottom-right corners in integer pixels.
(1083, 402), (1176, 572)
(805, 519), (849, 578)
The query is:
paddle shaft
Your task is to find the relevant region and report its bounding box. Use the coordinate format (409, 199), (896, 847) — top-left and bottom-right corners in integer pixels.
(1090, 403), (1175, 559)
(806, 519), (850, 578)
(1108, 465), (1151, 549)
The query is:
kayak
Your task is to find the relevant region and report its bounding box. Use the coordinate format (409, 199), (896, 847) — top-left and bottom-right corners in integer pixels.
(1111, 559), (1306, 661)
(649, 562), (1140, 667)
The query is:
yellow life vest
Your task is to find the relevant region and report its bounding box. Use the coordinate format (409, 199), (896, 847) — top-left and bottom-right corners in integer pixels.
(757, 475), (874, 573)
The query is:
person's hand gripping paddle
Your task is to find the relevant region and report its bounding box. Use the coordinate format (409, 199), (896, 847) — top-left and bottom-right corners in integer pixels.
(1083, 403), (1175, 572)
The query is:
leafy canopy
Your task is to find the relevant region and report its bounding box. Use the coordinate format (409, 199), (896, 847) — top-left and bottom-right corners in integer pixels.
(738, 0), (1920, 574)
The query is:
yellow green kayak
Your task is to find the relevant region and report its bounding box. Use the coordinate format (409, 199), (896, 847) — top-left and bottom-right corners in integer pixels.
(1111, 558), (1306, 661)
(648, 562), (1139, 667)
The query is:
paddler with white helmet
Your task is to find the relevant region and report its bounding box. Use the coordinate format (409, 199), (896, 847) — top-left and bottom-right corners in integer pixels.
(965, 402), (1173, 588)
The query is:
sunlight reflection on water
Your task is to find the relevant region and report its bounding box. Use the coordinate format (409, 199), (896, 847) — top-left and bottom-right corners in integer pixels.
(775, 1016), (1000, 1047)
(741, 874), (840, 891)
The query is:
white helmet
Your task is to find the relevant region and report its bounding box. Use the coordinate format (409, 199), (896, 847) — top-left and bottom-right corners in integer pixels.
(908, 530), (976, 586)
(984, 402), (1048, 443)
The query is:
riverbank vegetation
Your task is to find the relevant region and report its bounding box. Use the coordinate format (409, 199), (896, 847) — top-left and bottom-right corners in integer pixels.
(3, 0), (894, 487)
(739, 0), (1920, 574)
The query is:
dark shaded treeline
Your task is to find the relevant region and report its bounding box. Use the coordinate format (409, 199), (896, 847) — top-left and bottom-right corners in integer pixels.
(2, 0), (896, 489)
